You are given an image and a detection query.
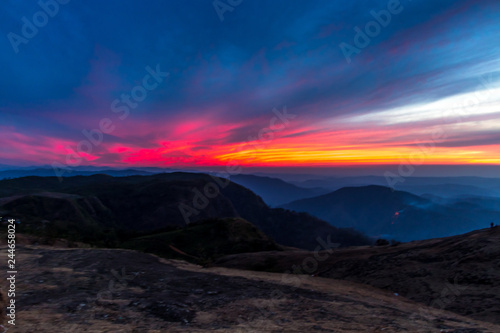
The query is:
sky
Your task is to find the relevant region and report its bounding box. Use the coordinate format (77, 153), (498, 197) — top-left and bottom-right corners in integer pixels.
(1, 0), (500, 174)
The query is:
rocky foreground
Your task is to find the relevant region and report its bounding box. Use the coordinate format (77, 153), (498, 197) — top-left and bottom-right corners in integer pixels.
(216, 227), (500, 326)
(1, 244), (499, 332)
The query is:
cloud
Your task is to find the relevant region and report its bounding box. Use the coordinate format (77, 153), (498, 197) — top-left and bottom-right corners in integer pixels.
(1, 0), (500, 168)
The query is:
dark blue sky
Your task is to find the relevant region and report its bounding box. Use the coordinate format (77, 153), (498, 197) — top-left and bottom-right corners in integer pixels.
(1, 0), (500, 170)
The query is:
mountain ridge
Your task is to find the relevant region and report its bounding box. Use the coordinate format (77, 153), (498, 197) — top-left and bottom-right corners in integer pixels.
(281, 185), (500, 241)
(0, 173), (371, 250)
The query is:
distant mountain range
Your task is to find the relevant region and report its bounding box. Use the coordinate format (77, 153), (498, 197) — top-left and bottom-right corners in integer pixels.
(0, 168), (332, 207)
(281, 185), (500, 241)
(0, 173), (370, 250)
(2, 167), (500, 244)
(229, 174), (329, 206)
(2, 166), (499, 201)
(291, 175), (500, 198)
(0, 168), (157, 179)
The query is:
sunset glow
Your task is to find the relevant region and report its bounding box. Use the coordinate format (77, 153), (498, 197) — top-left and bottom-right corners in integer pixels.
(2, 1), (500, 171)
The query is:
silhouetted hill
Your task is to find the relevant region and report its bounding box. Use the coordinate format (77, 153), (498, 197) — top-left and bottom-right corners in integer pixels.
(230, 174), (328, 206)
(2, 193), (117, 246)
(121, 217), (282, 264)
(293, 176), (500, 198)
(0, 173), (371, 250)
(281, 185), (500, 241)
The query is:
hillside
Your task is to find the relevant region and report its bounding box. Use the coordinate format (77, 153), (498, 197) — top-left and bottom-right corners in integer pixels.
(230, 174), (328, 206)
(215, 227), (500, 324)
(120, 217), (282, 263)
(1, 242), (498, 332)
(0, 173), (371, 250)
(281, 185), (500, 241)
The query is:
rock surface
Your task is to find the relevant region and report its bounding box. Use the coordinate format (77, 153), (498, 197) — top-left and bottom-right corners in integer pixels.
(1, 244), (499, 332)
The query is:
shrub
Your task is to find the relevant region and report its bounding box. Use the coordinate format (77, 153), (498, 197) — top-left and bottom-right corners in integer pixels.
(376, 238), (390, 246)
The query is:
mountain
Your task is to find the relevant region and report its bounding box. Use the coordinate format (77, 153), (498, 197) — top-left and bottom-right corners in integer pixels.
(0, 170), (330, 206)
(229, 174), (329, 206)
(446, 195), (500, 211)
(0, 168), (155, 180)
(294, 176), (500, 190)
(1, 191), (118, 246)
(0, 173), (371, 250)
(293, 175), (387, 190)
(292, 176), (500, 199)
(281, 185), (500, 241)
(215, 227), (500, 325)
(121, 217), (282, 264)
(399, 183), (500, 198)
